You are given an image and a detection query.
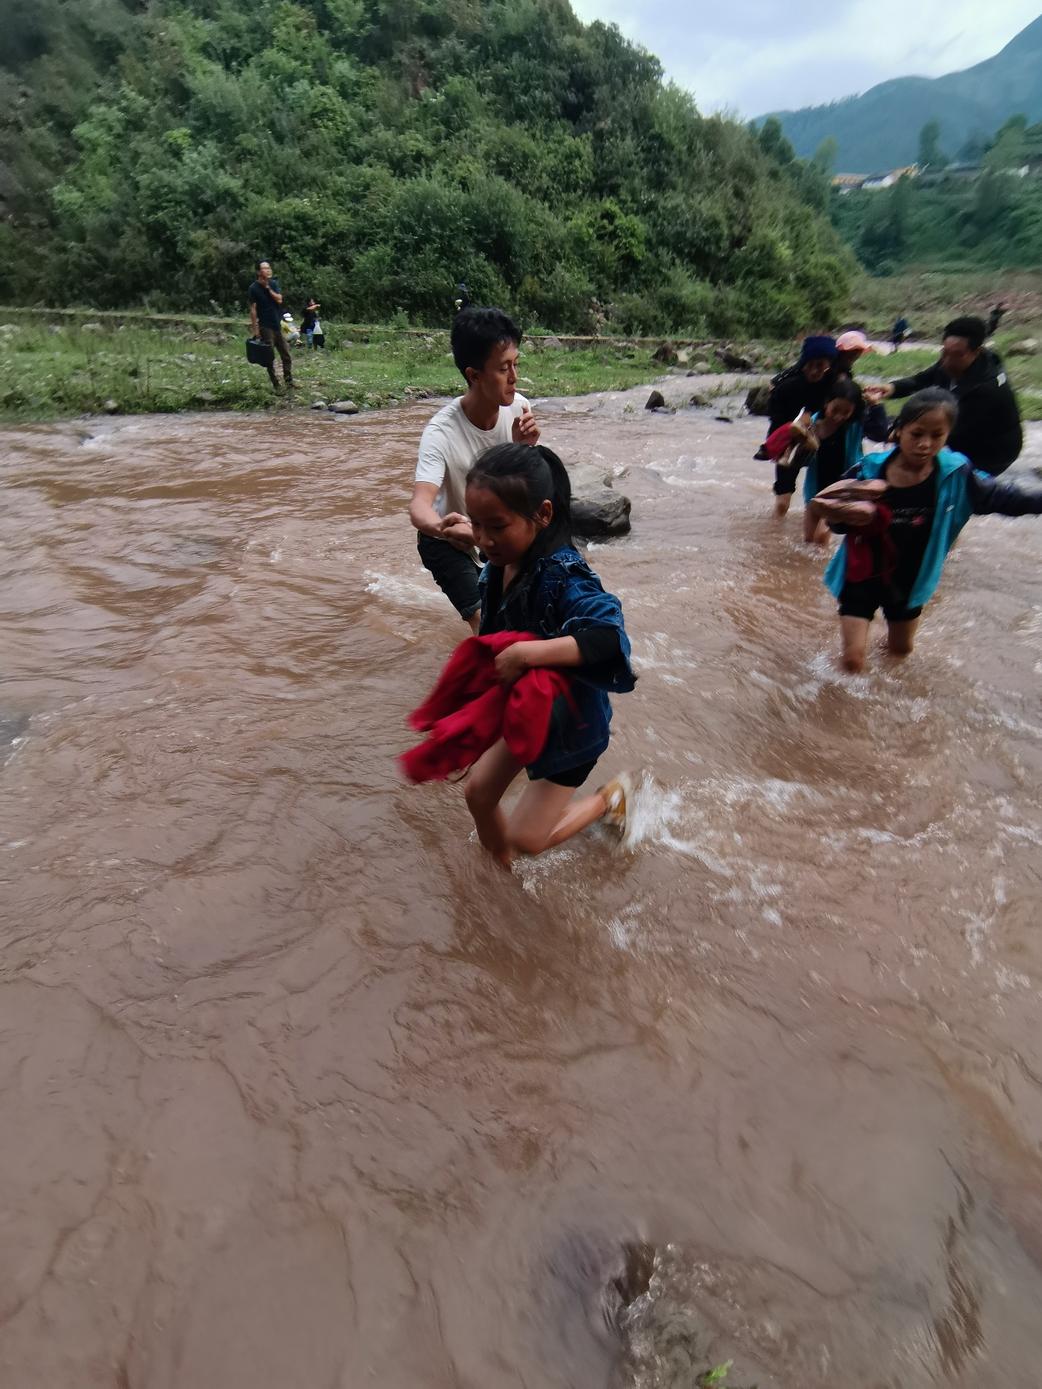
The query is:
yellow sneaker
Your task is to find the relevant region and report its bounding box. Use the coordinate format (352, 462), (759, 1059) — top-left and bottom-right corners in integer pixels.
(598, 773), (632, 833)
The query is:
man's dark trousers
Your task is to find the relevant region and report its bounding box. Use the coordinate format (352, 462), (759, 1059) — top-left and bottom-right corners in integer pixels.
(260, 326), (293, 390)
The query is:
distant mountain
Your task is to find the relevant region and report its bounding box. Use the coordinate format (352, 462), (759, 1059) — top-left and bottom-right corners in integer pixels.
(760, 14), (1042, 172)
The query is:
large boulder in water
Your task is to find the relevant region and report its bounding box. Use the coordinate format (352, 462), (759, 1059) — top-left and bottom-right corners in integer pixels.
(571, 487), (631, 537)
(567, 461), (631, 537)
(745, 383), (772, 416)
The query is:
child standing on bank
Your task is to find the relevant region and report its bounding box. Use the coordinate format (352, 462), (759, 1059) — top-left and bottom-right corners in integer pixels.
(809, 387), (1042, 673)
(460, 442), (636, 868)
(301, 297), (325, 348)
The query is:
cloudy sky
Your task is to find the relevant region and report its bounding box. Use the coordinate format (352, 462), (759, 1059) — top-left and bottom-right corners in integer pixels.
(568, 1), (1042, 117)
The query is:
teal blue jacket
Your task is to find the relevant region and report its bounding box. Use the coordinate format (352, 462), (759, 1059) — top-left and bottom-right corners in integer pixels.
(824, 448), (1042, 608)
(802, 416), (865, 503)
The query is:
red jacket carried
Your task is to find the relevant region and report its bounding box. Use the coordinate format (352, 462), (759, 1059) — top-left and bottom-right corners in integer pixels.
(400, 631), (573, 784)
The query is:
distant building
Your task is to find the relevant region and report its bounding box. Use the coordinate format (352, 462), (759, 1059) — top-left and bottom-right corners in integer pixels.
(860, 165), (919, 190)
(832, 173), (867, 193)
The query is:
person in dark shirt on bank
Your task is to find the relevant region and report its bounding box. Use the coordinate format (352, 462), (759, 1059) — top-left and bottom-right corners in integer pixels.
(301, 297), (325, 349)
(865, 316), (1021, 475)
(248, 259), (293, 393)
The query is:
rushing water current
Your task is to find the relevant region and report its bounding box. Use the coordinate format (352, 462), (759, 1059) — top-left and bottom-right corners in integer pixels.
(2, 386), (1042, 1389)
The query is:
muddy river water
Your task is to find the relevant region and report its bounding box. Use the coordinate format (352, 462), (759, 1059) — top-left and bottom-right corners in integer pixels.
(2, 384), (1042, 1388)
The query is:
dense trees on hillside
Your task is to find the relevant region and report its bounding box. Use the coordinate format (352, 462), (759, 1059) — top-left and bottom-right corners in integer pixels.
(832, 114), (1042, 274)
(0, 0), (852, 332)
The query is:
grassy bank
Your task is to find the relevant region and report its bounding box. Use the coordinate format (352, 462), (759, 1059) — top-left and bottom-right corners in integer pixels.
(0, 313), (723, 423)
(845, 271), (1042, 419)
(848, 268), (1042, 340)
(0, 306), (1039, 423)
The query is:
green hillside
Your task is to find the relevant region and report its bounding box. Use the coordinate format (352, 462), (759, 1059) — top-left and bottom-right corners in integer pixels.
(0, 0), (851, 335)
(763, 14), (1042, 172)
(829, 114), (1042, 274)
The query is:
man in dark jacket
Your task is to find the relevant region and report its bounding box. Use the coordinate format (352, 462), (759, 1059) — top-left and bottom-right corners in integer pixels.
(866, 316), (1022, 474)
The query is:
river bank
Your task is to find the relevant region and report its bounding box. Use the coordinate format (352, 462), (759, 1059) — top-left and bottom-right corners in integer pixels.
(0, 314), (750, 422)
(2, 309), (1041, 426)
(3, 392), (1042, 1387)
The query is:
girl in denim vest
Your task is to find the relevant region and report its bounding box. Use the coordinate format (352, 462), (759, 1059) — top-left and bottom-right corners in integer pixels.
(462, 443), (636, 869)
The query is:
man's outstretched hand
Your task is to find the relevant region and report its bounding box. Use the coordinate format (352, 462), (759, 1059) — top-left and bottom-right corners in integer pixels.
(863, 384), (895, 404)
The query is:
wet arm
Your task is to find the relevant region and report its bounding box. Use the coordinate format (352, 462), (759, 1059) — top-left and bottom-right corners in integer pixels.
(409, 481), (446, 538)
(505, 631), (621, 668)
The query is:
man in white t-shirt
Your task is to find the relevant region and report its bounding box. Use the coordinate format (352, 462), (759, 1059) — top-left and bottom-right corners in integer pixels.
(410, 306), (540, 632)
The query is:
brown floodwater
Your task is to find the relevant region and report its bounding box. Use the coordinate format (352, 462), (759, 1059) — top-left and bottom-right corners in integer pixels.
(2, 385), (1042, 1389)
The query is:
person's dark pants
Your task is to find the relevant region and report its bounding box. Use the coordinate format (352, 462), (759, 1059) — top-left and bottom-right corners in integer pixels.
(417, 533), (481, 621)
(260, 326), (293, 389)
(773, 463), (802, 496)
(839, 581), (922, 623)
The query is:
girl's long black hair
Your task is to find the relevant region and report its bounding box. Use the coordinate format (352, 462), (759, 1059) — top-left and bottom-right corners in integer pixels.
(466, 442), (573, 563)
(825, 374), (865, 420)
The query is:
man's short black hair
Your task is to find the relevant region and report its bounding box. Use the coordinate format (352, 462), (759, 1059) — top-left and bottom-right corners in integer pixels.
(255, 258), (272, 271)
(943, 316), (986, 351)
(451, 306), (521, 380)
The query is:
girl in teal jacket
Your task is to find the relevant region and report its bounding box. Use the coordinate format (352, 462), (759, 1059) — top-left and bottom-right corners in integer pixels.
(811, 388), (1042, 673)
(767, 378), (888, 542)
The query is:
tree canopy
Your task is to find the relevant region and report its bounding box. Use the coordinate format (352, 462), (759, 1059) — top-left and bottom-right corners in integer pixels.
(0, 0), (852, 334)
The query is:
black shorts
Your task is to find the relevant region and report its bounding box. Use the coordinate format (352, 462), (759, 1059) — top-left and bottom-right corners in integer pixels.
(773, 463), (802, 496)
(529, 758), (598, 789)
(417, 533), (481, 620)
(839, 580), (922, 623)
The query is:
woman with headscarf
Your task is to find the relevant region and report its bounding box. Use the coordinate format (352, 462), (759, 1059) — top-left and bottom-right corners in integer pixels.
(762, 336), (838, 438)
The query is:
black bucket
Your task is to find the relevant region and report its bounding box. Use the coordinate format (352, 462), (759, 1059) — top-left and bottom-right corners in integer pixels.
(246, 336), (275, 368)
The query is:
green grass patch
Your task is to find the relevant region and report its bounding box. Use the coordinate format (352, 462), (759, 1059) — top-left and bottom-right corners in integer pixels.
(1, 309), (1037, 424)
(0, 316), (691, 422)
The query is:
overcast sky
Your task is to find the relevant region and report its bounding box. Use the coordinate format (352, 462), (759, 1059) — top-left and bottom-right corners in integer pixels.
(568, 1), (1042, 116)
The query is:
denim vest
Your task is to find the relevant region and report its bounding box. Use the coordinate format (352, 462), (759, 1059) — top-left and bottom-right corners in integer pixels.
(479, 545), (635, 778)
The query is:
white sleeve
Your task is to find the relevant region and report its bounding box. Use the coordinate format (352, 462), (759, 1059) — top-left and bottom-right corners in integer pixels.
(415, 424), (447, 486)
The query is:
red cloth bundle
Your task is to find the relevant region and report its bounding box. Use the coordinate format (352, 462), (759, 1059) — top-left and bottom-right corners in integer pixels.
(401, 631), (572, 784)
(844, 503), (895, 583)
(764, 416), (817, 464)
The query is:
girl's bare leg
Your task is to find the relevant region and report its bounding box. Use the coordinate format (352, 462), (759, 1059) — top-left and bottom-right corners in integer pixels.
(840, 616), (871, 674)
(507, 780), (610, 858)
(803, 509), (829, 545)
(773, 492), (792, 518)
(464, 739), (522, 868)
(885, 617), (920, 657)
